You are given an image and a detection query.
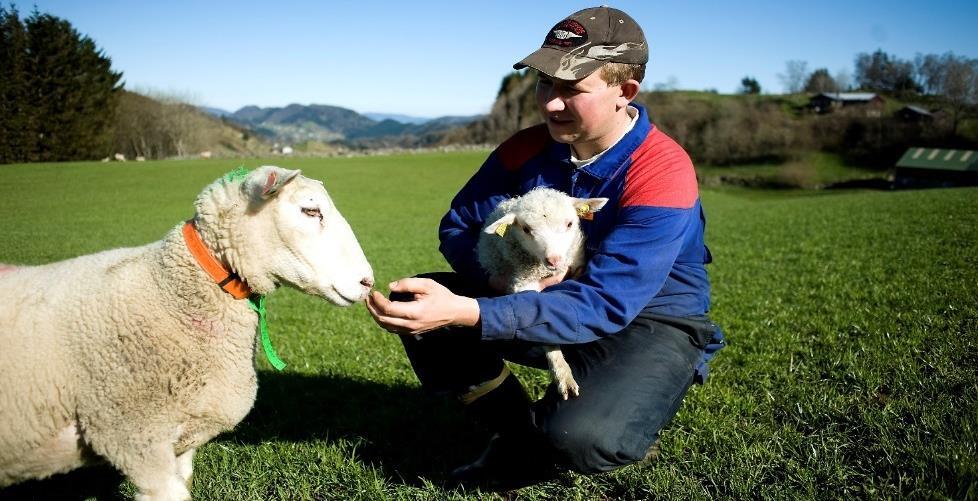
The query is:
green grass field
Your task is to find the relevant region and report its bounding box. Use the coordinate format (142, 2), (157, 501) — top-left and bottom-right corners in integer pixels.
(0, 154), (975, 500)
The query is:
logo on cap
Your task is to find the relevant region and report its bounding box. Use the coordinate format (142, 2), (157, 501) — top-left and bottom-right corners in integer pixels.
(544, 20), (588, 48)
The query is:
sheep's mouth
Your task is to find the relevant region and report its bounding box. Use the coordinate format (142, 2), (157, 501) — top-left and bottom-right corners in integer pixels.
(330, 286), (360, 306)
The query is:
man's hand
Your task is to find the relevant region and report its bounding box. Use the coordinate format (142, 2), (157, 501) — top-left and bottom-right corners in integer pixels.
(538, 266), (571, 289)
(365, 278), (480, 336)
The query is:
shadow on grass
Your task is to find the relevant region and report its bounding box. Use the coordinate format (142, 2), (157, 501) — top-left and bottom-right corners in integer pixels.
(0, 373), (482, 498)
(0, 464), (128, 501)
(822, 177), (892, 190)
(221, 371), (483, 485)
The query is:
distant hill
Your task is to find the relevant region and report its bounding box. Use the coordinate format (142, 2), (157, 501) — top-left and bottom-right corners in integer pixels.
(114, 91), (270, 159)
(199, 106), (233, 118)
(217, 103), (482, 146)
(363, 113), (431, 125)
(446, 70), (978, 168)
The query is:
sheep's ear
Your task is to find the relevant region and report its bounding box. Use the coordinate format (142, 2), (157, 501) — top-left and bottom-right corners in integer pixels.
(484, 213), (516, 237)
(573, 197), (609, 220)
(245, 166), (302, 200)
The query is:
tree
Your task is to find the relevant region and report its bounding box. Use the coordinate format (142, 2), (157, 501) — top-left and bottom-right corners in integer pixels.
(739, 76), (761, 94)
(916, 53), (945, 95)
(778, 60), (809, 94)
(804, 68), (838, 93)
(834, 69), (852, 92)
(926, 53), (978, 137)
(854, 50), (920, 95)
(0, 6), (34, 162)
(0, 7), (122, 163)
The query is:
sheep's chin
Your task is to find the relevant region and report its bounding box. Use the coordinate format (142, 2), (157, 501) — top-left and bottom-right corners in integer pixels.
(278, 279), (362, 307)
(320, 285), (367, 307)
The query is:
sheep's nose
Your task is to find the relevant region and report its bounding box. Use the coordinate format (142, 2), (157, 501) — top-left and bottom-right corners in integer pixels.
(360, 277), (375, 289)
(546, 256), (563, 269)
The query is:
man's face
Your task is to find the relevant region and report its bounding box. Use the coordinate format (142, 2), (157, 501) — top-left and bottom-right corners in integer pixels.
(535, 70), (627, 158)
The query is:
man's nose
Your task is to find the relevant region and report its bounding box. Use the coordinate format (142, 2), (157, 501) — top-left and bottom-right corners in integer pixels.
(543, 93), (565, 112)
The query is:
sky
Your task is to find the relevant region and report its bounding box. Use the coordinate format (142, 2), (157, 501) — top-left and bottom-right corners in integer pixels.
(20, 0), (978, 118)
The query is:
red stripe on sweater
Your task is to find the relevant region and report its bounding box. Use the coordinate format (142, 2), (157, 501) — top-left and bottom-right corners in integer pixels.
(497, 124), (552, 172)
(620, 128), (698, 209)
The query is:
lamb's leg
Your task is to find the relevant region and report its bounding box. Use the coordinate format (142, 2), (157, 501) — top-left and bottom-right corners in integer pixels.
(109, 441), (190, 501)
(175, 448), (195, 488)
(545, 345), (580, 400)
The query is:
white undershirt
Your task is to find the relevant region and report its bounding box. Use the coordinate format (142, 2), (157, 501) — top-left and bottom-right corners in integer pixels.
(569, 106), (640, 169)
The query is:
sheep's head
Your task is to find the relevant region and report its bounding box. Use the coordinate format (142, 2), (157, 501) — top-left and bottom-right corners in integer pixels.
(196, 166), (374, 306)
(484, 187), (608, 271)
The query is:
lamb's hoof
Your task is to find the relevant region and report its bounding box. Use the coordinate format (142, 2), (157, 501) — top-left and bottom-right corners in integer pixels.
(557, 378), (580, 400)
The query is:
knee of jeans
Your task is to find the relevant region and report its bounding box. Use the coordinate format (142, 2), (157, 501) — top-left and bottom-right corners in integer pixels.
(541, 413), (646, 474)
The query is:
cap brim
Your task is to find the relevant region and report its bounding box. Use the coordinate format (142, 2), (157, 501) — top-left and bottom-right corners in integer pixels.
(513, 47), (605, 81)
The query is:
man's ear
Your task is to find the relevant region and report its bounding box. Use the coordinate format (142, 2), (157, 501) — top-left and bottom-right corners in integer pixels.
(618, 79), (641, 104)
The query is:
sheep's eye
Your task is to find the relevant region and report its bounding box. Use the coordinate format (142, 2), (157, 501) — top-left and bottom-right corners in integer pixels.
(566, 221), (573, 229)
(302, 207), (323, 222)
(522, 226), (532, 236)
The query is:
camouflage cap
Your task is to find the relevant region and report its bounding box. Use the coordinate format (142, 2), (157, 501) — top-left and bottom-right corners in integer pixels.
(514, 6), (648, 81)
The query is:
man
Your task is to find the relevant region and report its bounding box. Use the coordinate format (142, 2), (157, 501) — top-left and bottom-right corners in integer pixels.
(366, 6), (724, 486)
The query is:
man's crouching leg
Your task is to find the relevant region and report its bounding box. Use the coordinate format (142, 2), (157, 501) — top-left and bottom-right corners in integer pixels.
(533, 313), (704, 474)
(449, 367), (559, 487)
(393, 272), (557, 487)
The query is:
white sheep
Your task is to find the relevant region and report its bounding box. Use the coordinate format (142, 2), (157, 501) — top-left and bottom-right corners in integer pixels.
(0, 166), (374, 500)
(477, 187), (608, 400)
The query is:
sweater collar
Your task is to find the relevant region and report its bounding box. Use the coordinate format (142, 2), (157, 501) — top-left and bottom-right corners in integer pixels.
(547, 102), (653, 180)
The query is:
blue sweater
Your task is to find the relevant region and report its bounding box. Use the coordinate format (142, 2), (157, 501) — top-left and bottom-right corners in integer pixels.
(440, 104), (715, 353)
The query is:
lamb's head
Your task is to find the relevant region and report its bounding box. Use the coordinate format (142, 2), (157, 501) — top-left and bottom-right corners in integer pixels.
(484, 187), (608, 271)
(195, 166), (374, 306)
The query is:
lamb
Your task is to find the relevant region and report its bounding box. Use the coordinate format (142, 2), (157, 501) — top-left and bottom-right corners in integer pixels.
(477, 187), (608, 400)
(0, 166), (374, 500)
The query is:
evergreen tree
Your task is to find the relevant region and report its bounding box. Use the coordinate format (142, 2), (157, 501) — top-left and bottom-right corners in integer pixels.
(854, 50), (921, 96)
(0, 6), (122, 163)
(804, 68), (838, 93)
(0, 6), (34, 162)
(739, 76), (761, 94)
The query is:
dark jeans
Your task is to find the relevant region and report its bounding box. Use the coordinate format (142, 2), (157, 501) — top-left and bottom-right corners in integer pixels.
(396, 272), (713, 474)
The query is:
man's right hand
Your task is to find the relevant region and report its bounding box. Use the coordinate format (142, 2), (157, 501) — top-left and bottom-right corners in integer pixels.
(365, 278), (481, 336)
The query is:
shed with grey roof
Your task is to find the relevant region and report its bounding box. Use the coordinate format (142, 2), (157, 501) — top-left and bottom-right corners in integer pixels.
(896, 105), (934, 122)
(810, 92), (885, 114)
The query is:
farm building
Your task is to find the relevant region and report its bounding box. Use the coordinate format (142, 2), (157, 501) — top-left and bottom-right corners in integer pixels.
(894, 147), (978, 188)
(896, 105), (934, 122)
(810, 92), (885, 115)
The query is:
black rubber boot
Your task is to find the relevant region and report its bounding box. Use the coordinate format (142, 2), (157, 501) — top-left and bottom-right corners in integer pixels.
(461, 372), (534, 434)
(450, 373), (558, 489)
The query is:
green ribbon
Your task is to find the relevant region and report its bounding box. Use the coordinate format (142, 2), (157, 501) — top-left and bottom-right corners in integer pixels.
(247, 295), (286, 371)
(222, 166), (250, 184)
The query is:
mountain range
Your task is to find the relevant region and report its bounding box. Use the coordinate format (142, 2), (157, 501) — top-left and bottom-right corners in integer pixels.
(201, 104), (482, 145)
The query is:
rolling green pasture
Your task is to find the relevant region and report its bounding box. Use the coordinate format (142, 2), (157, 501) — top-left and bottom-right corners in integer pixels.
(0, 154), (975, 500)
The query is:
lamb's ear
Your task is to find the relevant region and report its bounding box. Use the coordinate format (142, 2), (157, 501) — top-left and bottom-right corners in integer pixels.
(573, 197), (609, 220)
(244, 166), (302, 200)
(484, 213), (516, 237)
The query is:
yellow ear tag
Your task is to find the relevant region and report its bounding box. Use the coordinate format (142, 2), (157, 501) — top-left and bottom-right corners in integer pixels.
(577, 204), (594, 221)
(494, 223), (509, 237)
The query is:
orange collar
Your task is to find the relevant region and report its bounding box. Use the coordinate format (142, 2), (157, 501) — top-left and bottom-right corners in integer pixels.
(182, 221), (251, 299)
